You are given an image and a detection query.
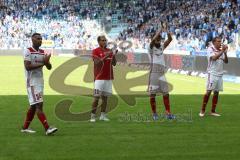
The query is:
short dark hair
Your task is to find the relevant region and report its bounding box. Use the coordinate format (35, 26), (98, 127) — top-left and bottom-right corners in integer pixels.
(97, 35), (106, 42)
(31, 33), (41, 37)
(212, 36), (222, 43)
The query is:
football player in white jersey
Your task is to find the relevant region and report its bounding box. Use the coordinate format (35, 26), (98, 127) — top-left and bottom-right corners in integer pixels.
(199, 36), (228, 117)
(147, 23), (174, 120)
(21, 33), (58, 135)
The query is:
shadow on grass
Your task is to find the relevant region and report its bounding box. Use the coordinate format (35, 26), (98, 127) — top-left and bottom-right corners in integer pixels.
(0, 94), (239, 122)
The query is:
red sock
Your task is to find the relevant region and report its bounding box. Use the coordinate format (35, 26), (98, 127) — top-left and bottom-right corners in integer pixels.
(163, 95), (170, 114)
(211, 95), (218, 113)
(201, 94), (210, 112)
(37, 112), (49, 130)
(150, 97), (157, 114)
(23, 108), (36, 129)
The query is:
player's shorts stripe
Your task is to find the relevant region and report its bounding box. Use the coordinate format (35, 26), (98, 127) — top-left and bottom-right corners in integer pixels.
(30, 52), (45, 55)
(147, 72), (151, 91)
(27, 71), (30, 87)
(31, 86), (36, 102)
(27, 78), (30, 87)
(147, 54), (153, 91)
(207, 59), (213, 71)
(207, 73), (210, 88)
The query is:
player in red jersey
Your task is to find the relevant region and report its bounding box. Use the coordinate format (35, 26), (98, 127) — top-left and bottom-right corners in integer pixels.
(21, 33), (58, 135)
(90, 35), (117, 122)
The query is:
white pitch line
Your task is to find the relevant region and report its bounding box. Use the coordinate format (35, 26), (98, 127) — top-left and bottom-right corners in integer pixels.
(170, 75), (240, 91)
(169, 77), (197, 83)
(224, 87), (240, 91)
(169, 78), (240, 91)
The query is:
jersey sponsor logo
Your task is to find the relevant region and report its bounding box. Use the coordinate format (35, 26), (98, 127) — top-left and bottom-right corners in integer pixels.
(35, 60), (44, 63)
(35, 92), (42, 101)
(94, 89), (100, 95)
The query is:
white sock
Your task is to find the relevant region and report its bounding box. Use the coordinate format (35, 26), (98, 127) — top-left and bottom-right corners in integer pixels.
(100, 112), (105, 117)
(91, 113), (95, 118)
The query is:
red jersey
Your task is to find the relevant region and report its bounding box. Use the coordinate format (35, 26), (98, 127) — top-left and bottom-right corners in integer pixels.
(92, 47), (114, 80)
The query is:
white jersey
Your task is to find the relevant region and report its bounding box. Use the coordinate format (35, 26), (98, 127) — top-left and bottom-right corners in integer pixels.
(23, 47), (45, 87)
(148, 46), (165, 66)
(207, 45), (225, 76)
(147, 45), (169, 94)
(148, 45), (166, 74)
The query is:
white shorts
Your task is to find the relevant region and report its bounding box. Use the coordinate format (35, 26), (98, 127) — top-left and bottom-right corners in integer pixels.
(94, 80), (112, 97)
(27, 86), (44, 105)
(147, 73), (169, 95)
(206, 74), (223, 91)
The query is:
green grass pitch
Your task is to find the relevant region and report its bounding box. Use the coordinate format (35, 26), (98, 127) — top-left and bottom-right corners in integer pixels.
(0, 56), (240, 160)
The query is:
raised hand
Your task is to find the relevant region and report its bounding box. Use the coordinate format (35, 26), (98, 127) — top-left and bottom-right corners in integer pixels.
(162, 22), (169, 32)
(113, 49), (118, 55)
(104, 50), (112, 58)
(222, 44), (228, 52)
(44, 53), (51, 65)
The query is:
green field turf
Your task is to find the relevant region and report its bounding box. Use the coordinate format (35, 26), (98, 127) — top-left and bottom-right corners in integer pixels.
(0, 56), (240, 160)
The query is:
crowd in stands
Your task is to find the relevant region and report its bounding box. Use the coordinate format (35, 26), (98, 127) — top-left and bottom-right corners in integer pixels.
(0, 0), (239, 52)
(0, 0), (111, 49)
(118, 0), (240, 51)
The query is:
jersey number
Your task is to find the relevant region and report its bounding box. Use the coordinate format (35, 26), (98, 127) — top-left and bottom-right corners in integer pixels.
(35, 93), (42, 100)
(94, 89), (100, 95)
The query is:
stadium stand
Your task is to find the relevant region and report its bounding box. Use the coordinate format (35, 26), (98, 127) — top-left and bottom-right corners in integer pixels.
(0, 0), (239, 51)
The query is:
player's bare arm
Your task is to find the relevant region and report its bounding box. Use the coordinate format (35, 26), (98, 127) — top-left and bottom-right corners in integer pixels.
(111, 50), (118, 66)
(150, 28), (162, 49)
(93, 57), (102, 65)
(210, 37), (226, 61)
(163, 32), (173, 50)
(162, 22), (172, 50)
(210, 50), (225, 61)
(222, 45), (228, 64)
(93, 51), (112, 65)
(45, 63), (52, 70)
(44, 54), (52, 70)
(92, 53), (109, 65)
(24, 60), (44, 71)
(102, 50), (111, 60)
(112, 55), (117, 66)
(210, 44), (228, 61)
